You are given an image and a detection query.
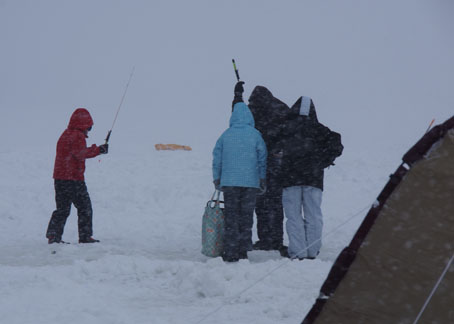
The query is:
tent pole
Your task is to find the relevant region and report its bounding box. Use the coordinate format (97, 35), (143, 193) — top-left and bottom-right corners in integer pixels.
(413, 253), (454, 324)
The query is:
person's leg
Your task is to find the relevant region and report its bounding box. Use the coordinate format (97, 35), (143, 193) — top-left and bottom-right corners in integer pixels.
(238, 187), (257, 258)
(254, 158), (283, 250)
(72, 181), (94, 241)
(222, 187), (241, 262)
(266, 173), (284, 249)
(46, 180), (74, 242)
(301, 186), (323, 258)
(254, 192), (272, 249)
(282, 186), (307, 258)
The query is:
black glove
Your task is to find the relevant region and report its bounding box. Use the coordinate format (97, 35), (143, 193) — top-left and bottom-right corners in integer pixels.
(213, 179), (221, 190)
(234, 81), (245, 95)
(258, 178), (266, 195)
(99, 144), (109, 154)
(232, 81), (245, 111)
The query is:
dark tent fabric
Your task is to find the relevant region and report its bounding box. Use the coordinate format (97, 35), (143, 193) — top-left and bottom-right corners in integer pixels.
(303, 116), (454, 324)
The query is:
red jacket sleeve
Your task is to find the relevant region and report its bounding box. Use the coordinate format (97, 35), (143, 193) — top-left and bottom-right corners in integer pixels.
(72, 133), (100, 161)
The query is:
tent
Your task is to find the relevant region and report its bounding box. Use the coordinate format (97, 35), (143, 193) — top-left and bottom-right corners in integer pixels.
(303, 116), (454, 324)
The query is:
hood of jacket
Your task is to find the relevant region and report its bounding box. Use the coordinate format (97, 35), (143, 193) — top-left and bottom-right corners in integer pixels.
(248, 86), (274, 108)
(282, 96), (320, 138)
(230, 102), (255, 128)
(68, 108), (94, 132)
(289, 96), (318, 122)
(248, 86), (289, 114)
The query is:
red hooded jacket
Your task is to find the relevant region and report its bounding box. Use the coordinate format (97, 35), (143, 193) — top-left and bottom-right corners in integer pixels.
(53, 108), (101, 181)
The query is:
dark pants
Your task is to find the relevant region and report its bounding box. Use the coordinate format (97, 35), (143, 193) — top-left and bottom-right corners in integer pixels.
(222, 186), (257, 260)
(46, 180), (93, 240)
(255, 156), (284, 248)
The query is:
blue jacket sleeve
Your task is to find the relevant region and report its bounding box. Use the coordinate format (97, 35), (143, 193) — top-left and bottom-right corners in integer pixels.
(257, 135), (267, 179)
(212, 136), (223, 181)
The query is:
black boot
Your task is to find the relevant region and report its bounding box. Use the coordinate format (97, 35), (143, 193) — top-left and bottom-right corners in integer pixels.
(278, 245), (289, 258)
(79, 237), (100, 243)
(48, 236), (69, 244)
(252, 240), (273, 251)
(239, 251), (248, 260)
(222, 255), (239, 262)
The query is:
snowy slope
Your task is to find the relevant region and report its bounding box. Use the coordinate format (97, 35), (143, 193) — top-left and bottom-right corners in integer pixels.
(0, 143), (398, 324)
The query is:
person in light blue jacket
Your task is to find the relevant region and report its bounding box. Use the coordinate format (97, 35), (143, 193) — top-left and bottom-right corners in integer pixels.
(212, 102), (267, 262)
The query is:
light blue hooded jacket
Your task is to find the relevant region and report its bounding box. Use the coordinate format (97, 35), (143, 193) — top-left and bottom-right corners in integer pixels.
(212, 102), (267, 188)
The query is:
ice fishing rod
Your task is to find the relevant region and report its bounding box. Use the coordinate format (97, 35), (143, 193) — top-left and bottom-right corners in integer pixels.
(425, 118), (435, 134)
(232, 59), (240, 81)
(105, 66), (135, 144)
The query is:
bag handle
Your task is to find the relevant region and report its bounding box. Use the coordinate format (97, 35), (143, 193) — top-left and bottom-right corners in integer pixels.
(208, 190), (223, 208)
(211, 189), (221, 202)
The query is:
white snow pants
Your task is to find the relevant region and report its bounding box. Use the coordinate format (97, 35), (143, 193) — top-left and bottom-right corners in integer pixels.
(282, 186), (323, 259)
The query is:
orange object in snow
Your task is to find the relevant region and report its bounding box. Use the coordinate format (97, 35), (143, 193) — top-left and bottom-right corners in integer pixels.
(155, 144), (192, 151)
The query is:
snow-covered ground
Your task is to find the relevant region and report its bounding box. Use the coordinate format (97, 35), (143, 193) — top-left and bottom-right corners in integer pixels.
(1, 1), (453, 323)
(0, 143), (398, 324)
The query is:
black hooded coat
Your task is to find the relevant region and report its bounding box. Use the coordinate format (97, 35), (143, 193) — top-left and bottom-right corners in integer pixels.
(248, 86), (290, 155)
(279, 97), (342, 190)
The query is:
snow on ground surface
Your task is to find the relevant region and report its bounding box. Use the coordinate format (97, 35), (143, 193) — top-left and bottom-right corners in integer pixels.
(1, 1), (453, 323)
(0, 143), (399, 324)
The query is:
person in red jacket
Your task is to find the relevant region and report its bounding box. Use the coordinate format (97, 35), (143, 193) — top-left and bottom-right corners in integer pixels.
(46, 108), (108, 244)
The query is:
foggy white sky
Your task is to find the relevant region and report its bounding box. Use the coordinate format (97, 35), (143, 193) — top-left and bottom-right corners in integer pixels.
(1, 0), (453, 159)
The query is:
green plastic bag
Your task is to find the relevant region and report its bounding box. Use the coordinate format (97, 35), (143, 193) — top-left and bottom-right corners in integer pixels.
(201, 190), (224, 257)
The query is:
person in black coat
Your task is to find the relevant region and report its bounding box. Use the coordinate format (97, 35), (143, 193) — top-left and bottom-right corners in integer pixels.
(280, 96), (343, 259)
(233, 82), (289, 254)
(280, 96), (328, 190)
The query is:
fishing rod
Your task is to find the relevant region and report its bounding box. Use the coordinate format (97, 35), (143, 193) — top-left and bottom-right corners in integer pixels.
(231, 59), (245, 112)
(105, 66), (135, 144)
(232, 59), (240, 81)
(425, 118), (435, 134)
